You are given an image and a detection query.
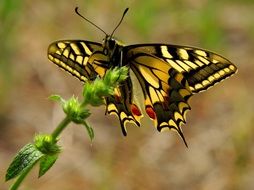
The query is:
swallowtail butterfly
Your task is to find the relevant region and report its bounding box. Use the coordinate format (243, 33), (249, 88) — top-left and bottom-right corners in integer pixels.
(48, 7), (237, 146)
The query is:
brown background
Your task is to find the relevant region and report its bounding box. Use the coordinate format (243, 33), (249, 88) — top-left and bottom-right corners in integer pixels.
(1, 0), (253, 189)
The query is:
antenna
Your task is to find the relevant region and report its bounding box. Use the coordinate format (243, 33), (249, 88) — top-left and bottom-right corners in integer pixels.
(75, 7), (107, 35)
(109, 8), (129, 38)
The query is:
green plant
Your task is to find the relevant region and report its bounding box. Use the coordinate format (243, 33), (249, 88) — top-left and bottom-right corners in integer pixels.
(5, 67), (128, 190)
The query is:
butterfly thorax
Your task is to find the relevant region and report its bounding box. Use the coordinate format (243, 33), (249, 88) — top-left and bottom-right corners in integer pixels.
(102, 36), (125, 67)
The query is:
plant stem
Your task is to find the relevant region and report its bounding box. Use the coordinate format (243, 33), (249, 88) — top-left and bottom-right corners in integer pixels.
(51, 116), (71, 140)
(9, 116), (71, 189)
(9, 160), (38, 190)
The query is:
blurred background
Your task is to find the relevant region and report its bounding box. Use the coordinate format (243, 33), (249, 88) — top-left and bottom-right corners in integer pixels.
(1, 0), (253, 189)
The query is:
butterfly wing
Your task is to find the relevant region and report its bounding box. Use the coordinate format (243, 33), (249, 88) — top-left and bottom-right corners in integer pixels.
(125, 51), (191, 144)
(105, 76), (143, 135)
(122, 44), (237, 144)
(124, 44), (237, 93)
(48, 40), (109, 81)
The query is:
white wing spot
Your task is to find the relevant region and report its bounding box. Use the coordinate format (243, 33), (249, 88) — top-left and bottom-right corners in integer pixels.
(176, 60), (191, 71)
(214, 73), (220, 79)
(197, 56), (210, 65)
(161, 46), (173, 58)
(57, 42), (66, 49)
(48, 54), (54, 60)
(70, 43), (81, 55)
(224, 68), (230, 73)
(184, 60), (198, 69)
(69, 54), (75, 60)
(76, 55), (83, 65)
(212, 59), (219, 63)
(229, 65), (236, 71)
(53, 58), (60, 64)
(63, 49), (69, 57)
(80, 42), (92, 55)
(167, 59), (185, 72)
(56, 50), (61, 55)
(202, 80), (210, 86)
(195, 50), (207, 57)
(195, 83), (203, 90)
(208, 75), (215, 82)
(178, 49), (189, 60)
(84, 57), (89, 65)
(195, 60), (204, 67)
(219, 70), (225, 76)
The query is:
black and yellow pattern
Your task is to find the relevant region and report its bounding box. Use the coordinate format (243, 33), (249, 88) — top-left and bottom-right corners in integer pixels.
(48, 40), (108, 81)
(48, 16), (237, 145)
(125, 44), (237, 93)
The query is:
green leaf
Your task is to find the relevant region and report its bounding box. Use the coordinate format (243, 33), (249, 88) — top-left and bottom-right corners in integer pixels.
(39, 154), (58, 177)
(48, 94), (65, 104)
(82, 121), (95, 141)
(6, 143), (43, 181)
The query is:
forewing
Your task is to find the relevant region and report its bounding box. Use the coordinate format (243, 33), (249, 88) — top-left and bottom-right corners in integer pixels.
(48, 40), (107, 81)
(124, 44), (237, 93)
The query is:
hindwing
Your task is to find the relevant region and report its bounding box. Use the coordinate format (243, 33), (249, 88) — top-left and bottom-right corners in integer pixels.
(125, 51), (192, 145)
(105, 77), (143, 135)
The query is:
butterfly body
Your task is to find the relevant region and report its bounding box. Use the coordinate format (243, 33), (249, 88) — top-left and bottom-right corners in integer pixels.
(48, 9), (237, 145)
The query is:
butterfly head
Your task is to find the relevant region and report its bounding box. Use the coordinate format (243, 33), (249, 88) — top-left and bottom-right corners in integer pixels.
(102, 36), (125, 65)
(75, 7), (128, 53)
(104, 36), (117, 48)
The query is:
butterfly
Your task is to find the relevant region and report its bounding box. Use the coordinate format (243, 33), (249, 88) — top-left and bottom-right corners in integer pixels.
(48, 7), (237, 146)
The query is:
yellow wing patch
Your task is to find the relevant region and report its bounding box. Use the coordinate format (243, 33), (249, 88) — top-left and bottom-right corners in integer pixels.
(48, 40), (104, 82)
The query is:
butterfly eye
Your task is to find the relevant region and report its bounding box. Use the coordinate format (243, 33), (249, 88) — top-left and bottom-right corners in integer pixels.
(108, 39), (115, 49)
(103, 48), (108, 55)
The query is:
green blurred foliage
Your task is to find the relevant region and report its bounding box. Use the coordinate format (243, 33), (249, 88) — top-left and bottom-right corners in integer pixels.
(0, 0), (22, 108)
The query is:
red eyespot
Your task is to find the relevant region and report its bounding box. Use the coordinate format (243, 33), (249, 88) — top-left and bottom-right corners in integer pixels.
(114, 95), (121, 102)
(145, 106), (156, 120)
(131, 104), (142, 116)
